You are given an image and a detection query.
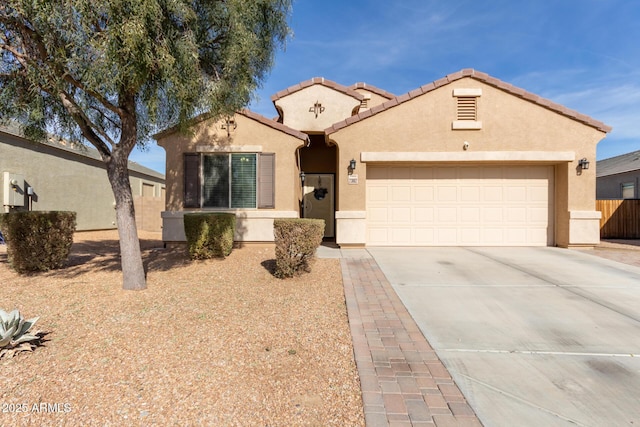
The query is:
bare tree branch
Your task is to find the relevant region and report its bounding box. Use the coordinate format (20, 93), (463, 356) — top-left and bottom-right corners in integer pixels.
(57, 90), (115, 157)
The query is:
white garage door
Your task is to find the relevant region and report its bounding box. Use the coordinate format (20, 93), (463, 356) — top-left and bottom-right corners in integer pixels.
(366, 165), (554, 246)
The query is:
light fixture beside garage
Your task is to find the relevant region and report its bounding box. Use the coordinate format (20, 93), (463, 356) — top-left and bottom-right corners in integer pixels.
(349, 158), (356, 172)
(578, 158), (590, 170)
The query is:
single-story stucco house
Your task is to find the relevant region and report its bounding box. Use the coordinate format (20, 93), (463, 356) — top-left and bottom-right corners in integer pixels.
(596, 150), (640, 199)
(155, 69), (611, 248)
(1, 124), (166, 231)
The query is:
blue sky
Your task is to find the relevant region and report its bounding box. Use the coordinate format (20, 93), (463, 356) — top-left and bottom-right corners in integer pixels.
(131, 0), (640, 175)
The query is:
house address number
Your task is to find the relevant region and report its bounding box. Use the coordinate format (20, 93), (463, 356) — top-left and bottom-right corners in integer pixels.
(348, 174), (358, 185)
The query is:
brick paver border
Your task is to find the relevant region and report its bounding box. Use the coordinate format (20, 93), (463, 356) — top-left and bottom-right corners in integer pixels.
(341, 257), (483, 427)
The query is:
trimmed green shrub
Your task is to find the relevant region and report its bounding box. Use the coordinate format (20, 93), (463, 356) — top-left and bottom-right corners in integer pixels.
(1, 211), (76, 273)
(273, 218), (324, 278)
(184, 213), (235, 259)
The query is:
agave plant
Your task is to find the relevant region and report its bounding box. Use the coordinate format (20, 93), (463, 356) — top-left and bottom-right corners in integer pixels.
(0, 309), (42, 359)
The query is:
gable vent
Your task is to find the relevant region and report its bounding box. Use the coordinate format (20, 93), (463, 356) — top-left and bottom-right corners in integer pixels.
(360, 94), (371, 110)
(457, 97), (477, 120)
(452, 88), (482, 130)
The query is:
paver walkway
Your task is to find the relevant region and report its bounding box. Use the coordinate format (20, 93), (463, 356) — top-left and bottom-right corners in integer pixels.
(339, 254), (482, 427)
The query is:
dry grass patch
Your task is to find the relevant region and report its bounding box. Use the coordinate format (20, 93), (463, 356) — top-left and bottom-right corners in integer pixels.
(0, 231), (364, 426)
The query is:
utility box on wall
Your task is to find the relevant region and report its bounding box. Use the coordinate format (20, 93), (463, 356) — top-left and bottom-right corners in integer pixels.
(3, 172), (25, 207)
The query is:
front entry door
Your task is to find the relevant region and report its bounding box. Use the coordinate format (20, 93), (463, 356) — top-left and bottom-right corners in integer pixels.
(303, 174), (334, 238)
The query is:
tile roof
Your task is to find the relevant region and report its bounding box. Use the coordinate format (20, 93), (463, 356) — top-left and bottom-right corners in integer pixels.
(325, 69), (612, 135)
(270, 77), (364, 103)
(596, 150), (640, 177)
(350, 82), (395, 99)
(237, 109), (309, 141)
(153, 110), (308, 142)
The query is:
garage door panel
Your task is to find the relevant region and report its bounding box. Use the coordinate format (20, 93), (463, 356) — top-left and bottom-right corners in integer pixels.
(437, 228), (458, 244)
(506, 207), (527, 222)
(414, 186), (434, 201)
(438, 186), (458, 201)
(505, 186), (527, 202)
(391, 228), (412, 244)
(437, 207), (457, 222)
(414, 228), (435, 244)
(391, 207), (411, 223)
(391, 186), (411, 201)
(368, 186), (388, 202)
(528, 186), (549, 202)
(414, 207), (434, 222)
(366, 165), (553, 246)
(506, 228), (528, 244)
(460, 207), (481, 223)
(528, 228), (548, 243)
(483, 187), (504, 202)
(529, 207), (548, 223)
(368, 207), (389, 222)
(482, 207), (503, 222)
(461, 186), (481, 202)
(460, 228), (481, 244)
(481, 228), (505, 244)
(368, 228), (389, 245)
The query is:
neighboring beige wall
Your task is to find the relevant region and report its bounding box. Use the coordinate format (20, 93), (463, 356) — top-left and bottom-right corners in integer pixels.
(328, 77), (607, 246)
(275, 85), (361, 132)
(1, 132), (165, 231)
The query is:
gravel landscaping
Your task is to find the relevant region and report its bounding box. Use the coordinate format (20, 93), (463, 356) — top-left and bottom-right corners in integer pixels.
(0, 230), (365, 426)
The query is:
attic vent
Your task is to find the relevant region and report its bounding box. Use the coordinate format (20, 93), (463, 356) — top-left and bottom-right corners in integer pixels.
(457, 97), (477, 120)
(452, 88), (482, 130)
(360, 94), (371, 110)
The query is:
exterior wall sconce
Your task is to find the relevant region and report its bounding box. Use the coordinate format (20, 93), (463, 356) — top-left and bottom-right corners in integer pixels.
(299, 171), (305, 184)
(578, 158), (590, 170)
(221, 116), (237, 137)
(348, 158), (357, 176)
(309, 101), (325, 118)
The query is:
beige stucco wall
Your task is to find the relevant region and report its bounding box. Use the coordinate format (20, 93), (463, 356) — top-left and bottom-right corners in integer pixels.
(275, 85), (361, 133)
(1, 132), (165, 231)
(156, 113), (304, 242)
(328, 77), (607, 246)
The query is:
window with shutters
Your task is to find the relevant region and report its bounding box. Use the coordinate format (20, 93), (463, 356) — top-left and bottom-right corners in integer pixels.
(452, 88), (482, 130)
(183, 153), (275, 209)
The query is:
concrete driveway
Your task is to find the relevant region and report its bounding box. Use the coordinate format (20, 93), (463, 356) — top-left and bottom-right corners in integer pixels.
(367, 246), (640, 427)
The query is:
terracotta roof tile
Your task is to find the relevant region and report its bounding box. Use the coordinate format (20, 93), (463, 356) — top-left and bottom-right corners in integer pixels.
(238, 109), (308, 141)
(408, 87), (425, 98)
(395, 93), (411, 103)
(350, 82), (395, 99)
(271, 77), (364, 102)
(154, 110), (308, 142)
(433, 77), (449, 88)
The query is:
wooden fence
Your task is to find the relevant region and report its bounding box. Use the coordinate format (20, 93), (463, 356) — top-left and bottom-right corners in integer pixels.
(596, 199), (640, 239)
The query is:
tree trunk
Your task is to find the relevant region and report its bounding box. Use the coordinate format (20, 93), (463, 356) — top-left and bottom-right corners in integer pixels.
(106, 146), (147, 291)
